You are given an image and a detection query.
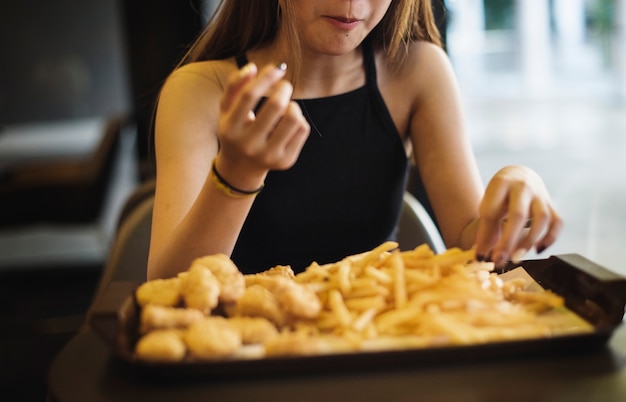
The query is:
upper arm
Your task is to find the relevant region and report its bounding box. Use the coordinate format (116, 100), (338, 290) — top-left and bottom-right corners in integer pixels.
(151, 62), (229, 251)
(405, 43), (484, 247)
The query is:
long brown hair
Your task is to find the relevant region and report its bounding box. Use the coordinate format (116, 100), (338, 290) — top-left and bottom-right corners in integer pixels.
(180, 0), (442, 74)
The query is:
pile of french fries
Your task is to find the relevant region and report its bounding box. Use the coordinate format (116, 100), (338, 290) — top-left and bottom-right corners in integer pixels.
(290, 241), (574, 349)
(133, 242), (592, 362)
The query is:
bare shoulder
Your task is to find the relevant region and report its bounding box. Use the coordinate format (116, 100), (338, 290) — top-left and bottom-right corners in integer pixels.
(388, 41), (455, 94)
(406, 40), (451, 70)
(155, 58), (237, 144)
(154, 59), (238, 167)
(162, 59), (235, 98)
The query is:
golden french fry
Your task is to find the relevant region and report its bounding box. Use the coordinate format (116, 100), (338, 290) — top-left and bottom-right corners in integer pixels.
(375, 306), (422, 334)
(337, 260), (352, 295)
(352, 241), (399, 268)
(352, 308), (379, 332)
(344, 296), (387, 311)
(328, 289), (352, 328)
(432, 248), (475, 267)
(294, 262), (330, 283)
(391, 251), (407, 309)
(363, 265), (393, 284)
(346, 285), (390, 299)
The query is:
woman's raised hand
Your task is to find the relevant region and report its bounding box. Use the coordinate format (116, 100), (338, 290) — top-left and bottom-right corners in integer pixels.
(474, 165), (563, 266)
(215, 63), (310, 191)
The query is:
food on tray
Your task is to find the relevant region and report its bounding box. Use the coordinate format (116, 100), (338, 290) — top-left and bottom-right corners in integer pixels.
(244, 272), (322, 319)
(191, 254), (246, 303)
(179, 263), (221, 314)
(133, 242), (592, 362)
(184, 316), (243, 360)
(135, 277), (181, 307)
(227, 316), (279, 344)
(139, 304), (205, 334)
(233, 284), (289, 326)
(135, 329), (187, 362)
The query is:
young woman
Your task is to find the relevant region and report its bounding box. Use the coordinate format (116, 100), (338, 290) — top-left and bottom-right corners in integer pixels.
(147, 0), (562, 280)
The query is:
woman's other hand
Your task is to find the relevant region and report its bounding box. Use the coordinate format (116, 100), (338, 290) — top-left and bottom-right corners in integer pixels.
(474, 165), (563, 266)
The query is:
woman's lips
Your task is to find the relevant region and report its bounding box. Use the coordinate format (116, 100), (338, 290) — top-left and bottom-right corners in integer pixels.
(324, 16), (361, 31)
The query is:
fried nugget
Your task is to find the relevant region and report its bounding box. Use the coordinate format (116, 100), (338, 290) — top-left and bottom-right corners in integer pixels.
(184, 316), (242, 360)
(246, 275), (321, 319)
(227, 316), (279, 344)
(135, 277), (182, 307)
(192, 254), (245, 303)
(180, 264), (220, 314)
(235, 284), (289, 327)
(139, 304), (205, 334)
(259, 264), (295, 279)
(135, 329), (186, 362)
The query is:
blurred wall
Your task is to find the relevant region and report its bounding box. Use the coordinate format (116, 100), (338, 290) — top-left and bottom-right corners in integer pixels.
(119, 0), (205, 178)
(0, 0), (130, 124)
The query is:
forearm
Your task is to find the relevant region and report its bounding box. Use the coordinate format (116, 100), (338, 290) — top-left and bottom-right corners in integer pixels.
(147, 176), (257, 280)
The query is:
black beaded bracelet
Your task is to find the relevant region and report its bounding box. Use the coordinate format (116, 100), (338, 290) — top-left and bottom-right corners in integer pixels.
(210, 158), (264, 198)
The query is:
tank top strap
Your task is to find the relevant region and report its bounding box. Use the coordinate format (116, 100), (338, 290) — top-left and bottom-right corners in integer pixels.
(235, 54), (249, 69)
(362, 37), (378, 86)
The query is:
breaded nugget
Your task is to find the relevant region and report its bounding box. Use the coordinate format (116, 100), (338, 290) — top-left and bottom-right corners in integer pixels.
(192, 254), (245, 303)
(139, 304), (205, 334)
(246, 275), (321, 319)
(260, 265), (295, 279)
(184, 317), (242, 360)
(135, 277), (182, 307)
(180, 264), (220, 314)
(227, 316), (279, 344)
(135, 329), (186, 362)
(235, 284), (288, 327)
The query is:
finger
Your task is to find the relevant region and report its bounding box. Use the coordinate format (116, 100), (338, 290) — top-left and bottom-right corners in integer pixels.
(492, 185), (533, 266)
(474, 218), (500, 262)
(509, 199), (551, 260)
(265, 102), (310, 169)
(230, 63), (288, 127)
(282, 106), (310, 158)
(221, 63), (257, 112)
(252, 80), (295, 139)
(474, 181), (509, 260)
(482, 177), (532, 266)
(535, 207), (564, 254)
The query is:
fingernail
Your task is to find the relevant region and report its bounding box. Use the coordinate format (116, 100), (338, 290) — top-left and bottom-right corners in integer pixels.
(482, 252), (493, 263)
(511, 248), (527, 263)
(238, 63), (255, 78)
(494, 252), (508, 267)
(276, 62), (287, 71)
(477, 253), (493, 262)
(476, 252), (493, 262)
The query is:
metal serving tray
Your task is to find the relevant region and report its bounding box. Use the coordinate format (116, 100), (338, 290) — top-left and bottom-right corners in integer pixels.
(89, 254), (626, 379)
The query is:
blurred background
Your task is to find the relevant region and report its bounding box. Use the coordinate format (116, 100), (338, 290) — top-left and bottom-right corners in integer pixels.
(0, 0), (625, 400)
(446, 0), (626, 272)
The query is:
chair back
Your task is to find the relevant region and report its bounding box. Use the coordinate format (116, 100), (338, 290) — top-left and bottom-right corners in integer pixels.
(90, 179), (154, 305)
(397, 192), (446, 254)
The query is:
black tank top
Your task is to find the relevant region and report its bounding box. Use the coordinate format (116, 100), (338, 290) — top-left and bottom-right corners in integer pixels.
(231, 40), (409, 274)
